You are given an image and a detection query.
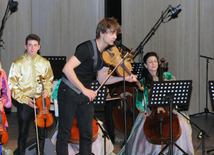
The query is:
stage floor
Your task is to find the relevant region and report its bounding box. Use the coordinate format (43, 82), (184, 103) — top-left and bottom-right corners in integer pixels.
(3, 111), (214, 155)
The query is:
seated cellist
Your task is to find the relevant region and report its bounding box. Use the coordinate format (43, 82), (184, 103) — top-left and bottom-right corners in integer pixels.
(118, 52), (194, 155)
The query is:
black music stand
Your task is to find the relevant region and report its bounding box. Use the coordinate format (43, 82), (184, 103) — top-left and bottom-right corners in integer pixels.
(208, 81), (214, 111)
(91, 80), (107, 111)
(206, 80), (214, 153)
(131, 63), (144, 80)
(91, 80), (109, 155)
(43, 56), (66, 80)
(148, 80), (192, 155)
(131, 63), (144, 123)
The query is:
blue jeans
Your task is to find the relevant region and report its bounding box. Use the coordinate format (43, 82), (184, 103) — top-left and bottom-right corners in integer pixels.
(56, 82), (94, 155)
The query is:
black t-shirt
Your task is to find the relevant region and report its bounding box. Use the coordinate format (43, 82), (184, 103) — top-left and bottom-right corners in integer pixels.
(64, 40), (108, 89)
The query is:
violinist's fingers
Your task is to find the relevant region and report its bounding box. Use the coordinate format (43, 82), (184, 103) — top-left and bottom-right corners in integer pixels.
(82, 88), (97, 102)
(125, 74), (137, 82)
(28, 99), (37, 108)
(42, 90), (48, 98)
(132, 74), (137, 78)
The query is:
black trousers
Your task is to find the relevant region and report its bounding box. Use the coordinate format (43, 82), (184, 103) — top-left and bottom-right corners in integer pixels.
(56, 82), (94, 155)
(17, 102), (46, 155)
(104, 100), (116, 144)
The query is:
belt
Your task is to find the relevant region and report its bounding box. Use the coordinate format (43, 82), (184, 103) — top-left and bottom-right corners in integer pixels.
(61, 76), (81, 94)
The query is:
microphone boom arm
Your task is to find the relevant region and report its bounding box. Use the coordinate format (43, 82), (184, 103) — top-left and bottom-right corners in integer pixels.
(132, 5), (175, 59)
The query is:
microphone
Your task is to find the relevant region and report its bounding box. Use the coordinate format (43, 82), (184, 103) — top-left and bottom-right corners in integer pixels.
(169, 4), (182, 18)
(9, 0), (19, 13)
(114, 40), (133, 54)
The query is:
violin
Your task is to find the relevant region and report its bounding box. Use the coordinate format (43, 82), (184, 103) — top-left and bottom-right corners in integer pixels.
(70, 118), (99, 144)
(102, 46), (144, 91)
(0, 112), (8, 144)
(143, 58), (181, 145)
(36, 75), (53, 128)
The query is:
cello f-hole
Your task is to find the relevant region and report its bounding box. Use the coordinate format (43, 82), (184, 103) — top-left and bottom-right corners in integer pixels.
(118, 100), (123, 109)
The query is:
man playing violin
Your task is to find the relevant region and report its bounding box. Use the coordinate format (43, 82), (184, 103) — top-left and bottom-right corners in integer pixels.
(8, 34), (54, 155)
(56, 17), (137, 155)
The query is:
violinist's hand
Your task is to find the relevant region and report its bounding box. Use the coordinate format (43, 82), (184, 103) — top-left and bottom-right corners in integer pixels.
(125, 74), (137, 83)
(142, 112), (148, 120)
(28, 99), (37, 108)
(82, 88), (97, 102)
(42, 90), (48, 98)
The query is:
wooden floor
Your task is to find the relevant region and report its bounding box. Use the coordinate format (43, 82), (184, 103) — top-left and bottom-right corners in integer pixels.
(3, 111), (214, 155)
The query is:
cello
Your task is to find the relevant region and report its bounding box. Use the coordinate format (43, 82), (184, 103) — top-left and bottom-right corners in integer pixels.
(143, 58), (181, 145)
(111, 82), (139, 133)
(102, 46), (141, 133)
(69, 118), (99, 144)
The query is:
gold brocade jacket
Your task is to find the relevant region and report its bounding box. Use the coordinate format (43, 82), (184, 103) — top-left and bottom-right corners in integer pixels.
(8, 52), (54, 104)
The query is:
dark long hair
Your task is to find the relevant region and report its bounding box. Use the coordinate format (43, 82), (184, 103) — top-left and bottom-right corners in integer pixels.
(141, 52), (162, 89)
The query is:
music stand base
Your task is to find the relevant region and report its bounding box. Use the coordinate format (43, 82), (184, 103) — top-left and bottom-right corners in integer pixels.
(189, 108), (214, 118)
(207, 148), (214, 153)
(158, 142), (188, 155)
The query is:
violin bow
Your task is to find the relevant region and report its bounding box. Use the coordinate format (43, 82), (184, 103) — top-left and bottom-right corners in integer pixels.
(33, 98), (40, 155)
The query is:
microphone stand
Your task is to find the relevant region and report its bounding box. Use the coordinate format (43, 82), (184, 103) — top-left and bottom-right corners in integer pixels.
(0, 0), (18, 60)
(0, 1), (10, 60)
(132, 5), (181, 74)
(94, 115), (109, 155)
(121, 49), (128, 155)
(189, 55), (214, 118)
(175, 109), (210, 155)
(132, 5), (173, 61)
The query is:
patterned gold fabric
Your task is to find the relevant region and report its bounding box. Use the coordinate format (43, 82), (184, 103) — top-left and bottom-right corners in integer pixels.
(8, 52), (54, 104)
